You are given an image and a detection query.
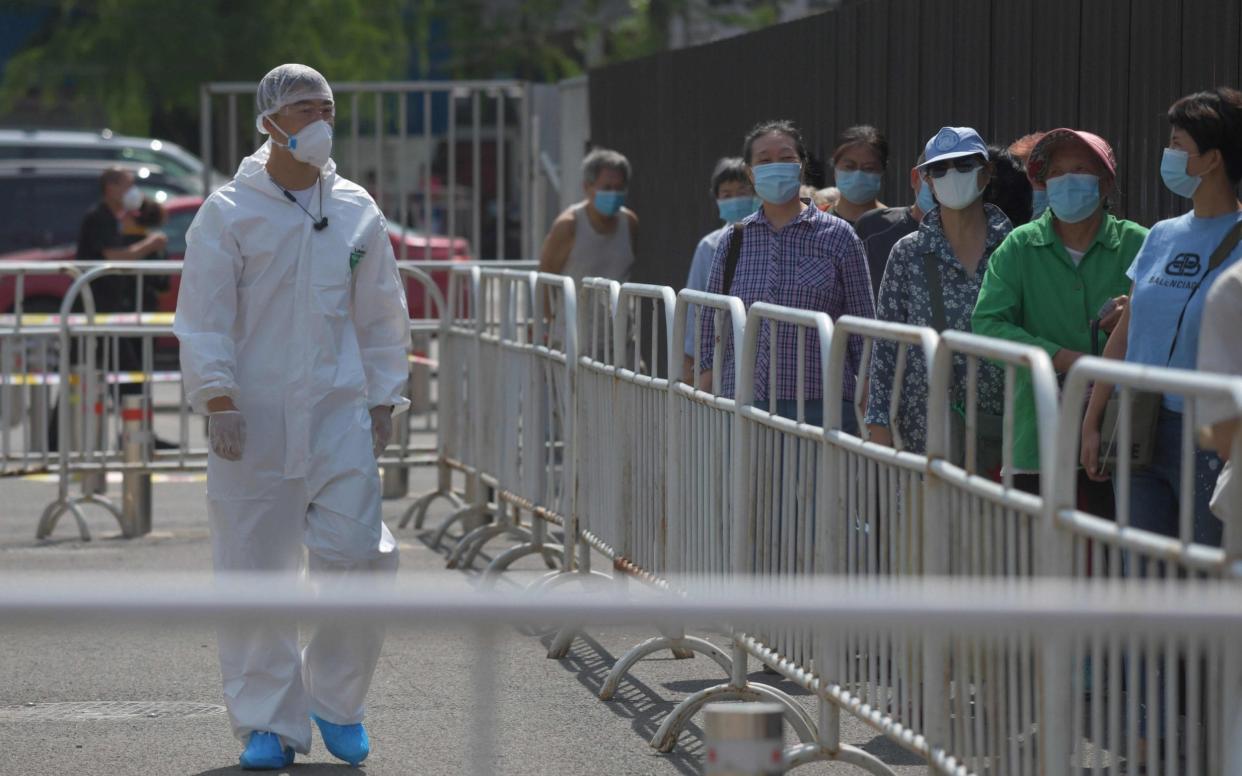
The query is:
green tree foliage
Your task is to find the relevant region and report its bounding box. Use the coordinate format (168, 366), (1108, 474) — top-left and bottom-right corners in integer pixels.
(1, 0), (410, 138)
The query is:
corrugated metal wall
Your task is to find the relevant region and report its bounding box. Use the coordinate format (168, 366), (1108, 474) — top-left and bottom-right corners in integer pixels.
(586, 0), (1242, 289)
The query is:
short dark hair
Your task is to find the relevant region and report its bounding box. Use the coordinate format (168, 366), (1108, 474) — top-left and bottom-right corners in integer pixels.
(581, 148), (631, 187)
(742, 120), (808, 168)
(709, 157), (749, 199)
(833, 124), (889, 168)
(100, 166), (128, 193)
(983, 145), (1033, 226)
(1168, 87), (1242, 184)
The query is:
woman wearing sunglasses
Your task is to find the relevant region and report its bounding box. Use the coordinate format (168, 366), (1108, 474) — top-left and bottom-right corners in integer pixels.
(973, 129), (1146, 511)
(866, 127), (1010, 459)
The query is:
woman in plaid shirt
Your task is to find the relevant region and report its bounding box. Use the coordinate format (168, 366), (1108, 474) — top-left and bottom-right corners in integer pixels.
(698, 120), (875, 431)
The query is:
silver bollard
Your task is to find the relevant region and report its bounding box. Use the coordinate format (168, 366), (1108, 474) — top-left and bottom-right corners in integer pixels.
(704, 702), (785, 776)
(120, 395), (151, 538)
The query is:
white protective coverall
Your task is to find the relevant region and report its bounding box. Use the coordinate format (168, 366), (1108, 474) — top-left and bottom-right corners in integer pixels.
(175, 140), (409, 753)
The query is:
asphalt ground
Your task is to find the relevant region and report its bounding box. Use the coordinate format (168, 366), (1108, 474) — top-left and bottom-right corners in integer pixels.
(0, 463), (928, 776)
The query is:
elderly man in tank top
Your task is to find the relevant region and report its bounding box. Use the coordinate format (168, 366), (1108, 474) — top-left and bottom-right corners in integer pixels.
(539, 148), (638, 284)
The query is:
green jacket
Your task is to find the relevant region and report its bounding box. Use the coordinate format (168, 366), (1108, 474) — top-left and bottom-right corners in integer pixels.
(971, 211), (1148, 471)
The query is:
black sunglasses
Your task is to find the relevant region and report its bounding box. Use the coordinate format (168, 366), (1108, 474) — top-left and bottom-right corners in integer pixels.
(923, 157), (984, 178)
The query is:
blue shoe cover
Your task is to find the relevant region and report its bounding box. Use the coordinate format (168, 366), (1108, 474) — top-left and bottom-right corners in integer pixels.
(239, 731), (294, 770)
(312, 713), (370, 765)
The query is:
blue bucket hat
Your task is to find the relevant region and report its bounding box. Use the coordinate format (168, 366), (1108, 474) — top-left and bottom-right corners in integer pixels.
(917, 127), (989, 169)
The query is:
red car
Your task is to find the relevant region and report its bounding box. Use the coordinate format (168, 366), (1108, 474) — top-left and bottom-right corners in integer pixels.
(0, 195), (470, 324)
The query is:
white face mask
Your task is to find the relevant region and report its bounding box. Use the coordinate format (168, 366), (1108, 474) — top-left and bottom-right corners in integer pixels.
(931, 167), (983, 210)
(121, 186), (143, 211)
(271, 119), (333, 169)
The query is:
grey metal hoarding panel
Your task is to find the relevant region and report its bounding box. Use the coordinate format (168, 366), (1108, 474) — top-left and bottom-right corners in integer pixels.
(1080, 0), (1133, 217)
(586, 0), (1237, 288)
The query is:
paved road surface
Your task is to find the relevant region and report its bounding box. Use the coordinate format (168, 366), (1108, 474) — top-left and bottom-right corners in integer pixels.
(0, 469), (926, 775)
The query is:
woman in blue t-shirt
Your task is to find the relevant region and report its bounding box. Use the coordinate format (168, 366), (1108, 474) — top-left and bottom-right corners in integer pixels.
(1081, 87), (1242, 545)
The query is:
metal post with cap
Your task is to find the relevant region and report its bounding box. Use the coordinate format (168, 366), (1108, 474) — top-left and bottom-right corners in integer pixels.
(704, 702), (786, 776)
(119, 394), (151, 537)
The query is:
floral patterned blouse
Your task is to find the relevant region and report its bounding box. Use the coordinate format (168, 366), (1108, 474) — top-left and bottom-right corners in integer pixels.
(864, 204), (1012, 453)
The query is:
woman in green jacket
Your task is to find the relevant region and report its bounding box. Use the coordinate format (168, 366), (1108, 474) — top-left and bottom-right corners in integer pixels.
(972, 129), (1148, 513)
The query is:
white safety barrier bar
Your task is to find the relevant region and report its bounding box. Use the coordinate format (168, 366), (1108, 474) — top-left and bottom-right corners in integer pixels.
(594, 289), (746, 699)
(0, 263), (89, 477)
(1050, 357), (1242, 774)
(8, 575), (1242, 775)
(653, 302), (901, 773)
(27, 260), (463, 542)
(808, 316), (942, 765)
(920, 330), (1062, 775)
(571, 277), (622, 566)
(405, 265), (483, 539)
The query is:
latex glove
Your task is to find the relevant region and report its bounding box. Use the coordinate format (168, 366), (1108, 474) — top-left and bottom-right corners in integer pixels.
(370, 406), (393, 459)
(208, 410), (245, 461)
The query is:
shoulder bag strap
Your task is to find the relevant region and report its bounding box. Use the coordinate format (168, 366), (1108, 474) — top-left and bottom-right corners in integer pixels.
(921, 253), (948, 332)
(721, 223), (745, 296)
(1166, 218), (1242, 363)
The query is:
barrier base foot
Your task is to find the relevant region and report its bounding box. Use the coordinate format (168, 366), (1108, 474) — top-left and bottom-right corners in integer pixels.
(480, 542), (564, 587)
(526, 568), (612, 595)
(36, 493), (123, 542)
(399, 488), (465, 530)
(599, 635), (731, 700)
(546, 624), (579, 659)
(448, 522), (531, 570)
(651, 681), (816, 753)
(783, 742), (897, 775)
(429, 503), (490, 551)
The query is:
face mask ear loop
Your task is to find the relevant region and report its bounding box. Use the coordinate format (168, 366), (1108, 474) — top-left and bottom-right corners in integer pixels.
(266, 114), (291, 148)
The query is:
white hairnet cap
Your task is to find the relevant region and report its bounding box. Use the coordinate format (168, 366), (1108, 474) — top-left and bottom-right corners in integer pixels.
(254, 64), (334, 134)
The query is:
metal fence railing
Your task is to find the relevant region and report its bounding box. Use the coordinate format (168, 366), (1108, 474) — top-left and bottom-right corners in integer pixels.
(13, 263), (1242, 773)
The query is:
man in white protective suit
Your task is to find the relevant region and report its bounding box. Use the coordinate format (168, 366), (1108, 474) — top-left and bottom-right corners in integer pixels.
(174, 64), (408, 770)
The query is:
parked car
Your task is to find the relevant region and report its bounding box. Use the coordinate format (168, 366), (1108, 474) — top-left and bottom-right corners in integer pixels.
(0, 128), (227, 194)
(0, 195), (470, 330)
(0, 160), (194, 255)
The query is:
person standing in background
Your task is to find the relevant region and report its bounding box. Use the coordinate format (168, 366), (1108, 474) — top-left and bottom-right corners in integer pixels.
(827, 125), (888, 226)
(975, 128), (1144, 516)
(538, 148), (637, 284)
(698, 120), (875, 431)
(1080, 88), (1242, 546)
(1009, 132), (1049, 219)
(855, 151), (931, 298)
(681, 157), (759, 381)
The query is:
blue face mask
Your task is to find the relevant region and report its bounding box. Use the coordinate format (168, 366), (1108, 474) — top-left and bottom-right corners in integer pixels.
(593, 190), (626, 216)
(1031, 188), (1049, 218)
(717, 196), (761, 223)
(1160, 148), (1202, 199)
(916, 179), (936, 213)
(1046, 173), (1101, 224)
(752, 162), (802, 205)
(835, 168), (883, 205)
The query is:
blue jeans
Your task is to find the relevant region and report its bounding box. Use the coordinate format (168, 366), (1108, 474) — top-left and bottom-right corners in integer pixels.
(754, 398), (857, 436)
(1124, 407), (1223, 547)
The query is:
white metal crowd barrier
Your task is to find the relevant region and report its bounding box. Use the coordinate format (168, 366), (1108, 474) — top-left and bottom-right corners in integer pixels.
(6, 259), (520, 542)
(0, 262), (90, 478)
(417, 275), (1242, 775)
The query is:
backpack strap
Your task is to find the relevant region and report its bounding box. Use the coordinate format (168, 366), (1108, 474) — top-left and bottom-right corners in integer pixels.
(721, 223), (745, 295)
(921, 253), (948, 332)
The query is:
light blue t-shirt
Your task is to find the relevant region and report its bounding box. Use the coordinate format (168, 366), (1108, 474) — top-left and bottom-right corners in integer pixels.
(1125, 209), (1242, 411)
(683, 225), (729, 356)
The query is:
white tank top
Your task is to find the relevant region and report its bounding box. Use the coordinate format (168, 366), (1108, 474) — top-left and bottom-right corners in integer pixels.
(563, 203), (634, 284)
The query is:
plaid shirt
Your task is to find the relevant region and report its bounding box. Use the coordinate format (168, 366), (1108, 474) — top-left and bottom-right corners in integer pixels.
(699, 203), (875, 401)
